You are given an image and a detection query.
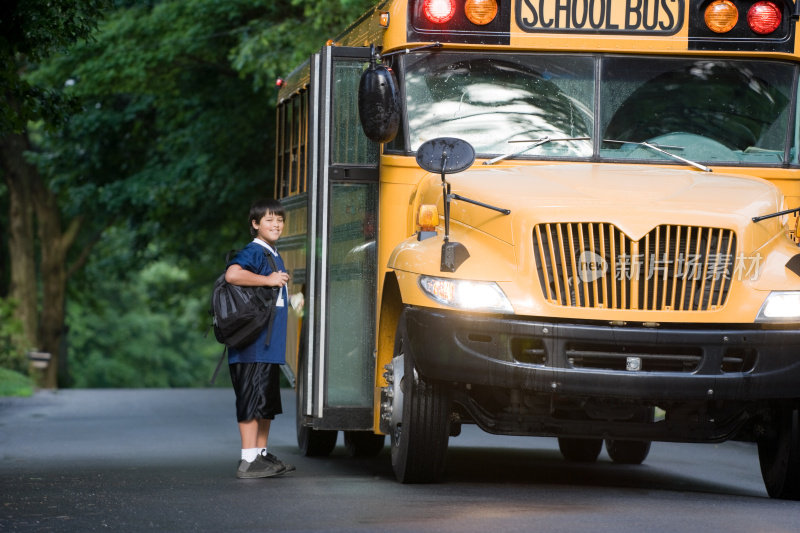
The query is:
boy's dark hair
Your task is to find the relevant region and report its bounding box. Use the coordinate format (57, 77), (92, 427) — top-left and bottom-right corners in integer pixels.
(249, 198), (286, 237)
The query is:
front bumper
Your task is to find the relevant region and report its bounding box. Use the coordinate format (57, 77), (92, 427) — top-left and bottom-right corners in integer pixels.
(405, 306), (800, 402)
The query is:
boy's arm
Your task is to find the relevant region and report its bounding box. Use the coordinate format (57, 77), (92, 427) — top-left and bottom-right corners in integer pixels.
(225, 264), (289, 287)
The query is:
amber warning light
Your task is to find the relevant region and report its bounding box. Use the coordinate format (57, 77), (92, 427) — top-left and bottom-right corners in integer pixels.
(465, 0), (499, 24)
(418, 205), (440, 232)
(422, 0), (499, 25)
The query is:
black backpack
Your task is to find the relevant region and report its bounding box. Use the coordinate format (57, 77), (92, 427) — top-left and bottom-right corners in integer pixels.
(208, 248), (279, 384)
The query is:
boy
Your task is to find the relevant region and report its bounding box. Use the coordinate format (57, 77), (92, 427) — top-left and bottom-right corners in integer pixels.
(225, 198), (295, 479)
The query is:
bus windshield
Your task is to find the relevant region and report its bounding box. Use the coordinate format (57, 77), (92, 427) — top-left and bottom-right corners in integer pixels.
(403, 53), (797, 166)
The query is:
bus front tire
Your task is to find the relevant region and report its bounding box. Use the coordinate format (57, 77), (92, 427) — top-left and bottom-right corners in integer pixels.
(558, 437), (603, 462)
(758, 406), (800, 500)
(604, 439), (651, 465)
(390, 316), (450, 483)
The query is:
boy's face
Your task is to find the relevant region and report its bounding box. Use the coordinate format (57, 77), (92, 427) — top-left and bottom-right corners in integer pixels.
(252, 211), (284, 245)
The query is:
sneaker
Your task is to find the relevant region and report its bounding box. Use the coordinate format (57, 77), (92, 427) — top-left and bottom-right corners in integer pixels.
(265, 452), (296, 474)
(237, 454), (286, 479)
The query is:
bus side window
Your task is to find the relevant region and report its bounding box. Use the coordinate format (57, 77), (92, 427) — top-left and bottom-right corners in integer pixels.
(331, 61), (379, 166)
(275, 88), (310, 198)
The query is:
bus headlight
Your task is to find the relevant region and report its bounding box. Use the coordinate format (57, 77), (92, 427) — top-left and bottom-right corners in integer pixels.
(756, 291), (800, 322)
(419, 275), (513, 313)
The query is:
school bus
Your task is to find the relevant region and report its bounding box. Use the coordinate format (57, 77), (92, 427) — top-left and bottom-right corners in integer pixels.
(274, 0), (800, 498)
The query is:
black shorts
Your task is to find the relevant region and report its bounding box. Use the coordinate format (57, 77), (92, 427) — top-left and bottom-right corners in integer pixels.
(229, 363), (283, 422)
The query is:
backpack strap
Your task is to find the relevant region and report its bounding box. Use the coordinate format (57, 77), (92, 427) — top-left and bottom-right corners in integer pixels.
(261, 248), (280, 347)
(209, 345), (228, 386)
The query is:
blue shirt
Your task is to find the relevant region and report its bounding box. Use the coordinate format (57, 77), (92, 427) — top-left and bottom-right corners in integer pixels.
(226, 240), (288, 365)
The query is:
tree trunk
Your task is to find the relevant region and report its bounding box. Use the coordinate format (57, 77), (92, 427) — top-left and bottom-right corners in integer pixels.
(32, 179), (76, 389)
(0, 133), (38, 359)
(1, 132), (81, 388)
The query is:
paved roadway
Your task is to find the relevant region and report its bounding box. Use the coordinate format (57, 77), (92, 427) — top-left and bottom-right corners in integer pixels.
(1, 388), (800, 532)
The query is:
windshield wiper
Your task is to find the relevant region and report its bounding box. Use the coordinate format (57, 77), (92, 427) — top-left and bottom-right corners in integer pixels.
(604, 139), (712, 172)
(482, 136), (590, 165)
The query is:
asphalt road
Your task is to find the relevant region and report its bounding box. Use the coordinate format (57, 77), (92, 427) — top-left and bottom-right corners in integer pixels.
(2, 388), (800, 532)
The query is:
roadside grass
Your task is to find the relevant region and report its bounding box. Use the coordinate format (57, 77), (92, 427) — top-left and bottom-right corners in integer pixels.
(0, 367), (34, 397)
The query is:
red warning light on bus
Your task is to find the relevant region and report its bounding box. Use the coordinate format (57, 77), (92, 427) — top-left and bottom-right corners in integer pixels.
(747, 1), (782, 34)
(423, 0), (457, 23)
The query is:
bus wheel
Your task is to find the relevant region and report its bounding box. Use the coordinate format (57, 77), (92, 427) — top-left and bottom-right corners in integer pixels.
(389, 316), (450, 483)
(558, 437), (603, 462)
(604, 439), (651, 464)
(297, 424), (337, 457)
(344, 431), (385, 457)
(758, 407), (800, 500)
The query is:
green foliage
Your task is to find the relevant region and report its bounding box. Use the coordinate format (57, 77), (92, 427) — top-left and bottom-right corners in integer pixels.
(0, 0), (111, 134)
(0, 367), (33, 397)
(0, 298), (28, 373)
(231, 0), (377, 90)
(67, 240), (222, 388)
(0, 181), (8, 296)
(0, 1), (109, 61)
(11, 0), (382, 388)
(30, 0), (277, 278)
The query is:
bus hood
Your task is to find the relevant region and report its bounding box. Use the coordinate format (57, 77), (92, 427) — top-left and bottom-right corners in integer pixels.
(435, 163), (783, 253)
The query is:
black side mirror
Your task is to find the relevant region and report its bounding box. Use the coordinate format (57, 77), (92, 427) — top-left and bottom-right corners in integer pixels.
(358, 56), (400, 144)
(416, 137), (476, 175)
(415, 137), (476, 273)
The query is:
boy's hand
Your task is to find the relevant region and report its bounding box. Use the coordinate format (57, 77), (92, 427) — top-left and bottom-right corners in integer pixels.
(267, 270), (290, 287)
(290, 292), (304, 314)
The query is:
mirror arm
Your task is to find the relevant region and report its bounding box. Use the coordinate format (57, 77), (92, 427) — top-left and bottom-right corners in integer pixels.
(753, 206), (800, 222)
(449, 194), (510, 215)
(440, 153), (451, 242)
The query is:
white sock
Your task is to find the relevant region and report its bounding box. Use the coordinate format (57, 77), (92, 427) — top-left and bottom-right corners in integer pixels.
(260, 447), (268, 456)
(241, 448), (260, 462)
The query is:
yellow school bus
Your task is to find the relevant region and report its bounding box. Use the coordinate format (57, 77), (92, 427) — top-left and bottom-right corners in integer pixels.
(274, 0), (800, 498)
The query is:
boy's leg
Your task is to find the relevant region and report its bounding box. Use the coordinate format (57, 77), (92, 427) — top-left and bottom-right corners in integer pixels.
(231, 363), (284, 478)
(239, 419), (263, 449)
(236, 418), (284, 478)
(257, 419), (271, 449)
(240, 419), (272, 450)
(256, 365), (295, 472)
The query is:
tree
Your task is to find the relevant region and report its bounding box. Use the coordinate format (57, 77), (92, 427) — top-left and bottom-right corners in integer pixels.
(0, 1), (111, 387)
(25, 0), (289, 387)
(2, 0), (378, 388)
(231, 0), (377, 91)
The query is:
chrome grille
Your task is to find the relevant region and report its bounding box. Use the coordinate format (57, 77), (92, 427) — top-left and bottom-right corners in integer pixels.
(532, 223), (736, 311)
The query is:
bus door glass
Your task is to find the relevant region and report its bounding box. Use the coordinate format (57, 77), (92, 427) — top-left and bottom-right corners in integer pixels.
(308, 46), (378, 426)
